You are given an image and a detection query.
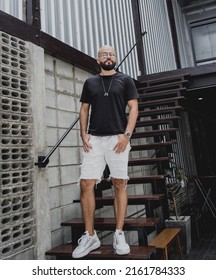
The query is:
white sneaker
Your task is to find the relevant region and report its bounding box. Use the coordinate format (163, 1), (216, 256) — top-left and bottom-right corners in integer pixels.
(72, 231), (101, 258)
(113, 230), (130, 255)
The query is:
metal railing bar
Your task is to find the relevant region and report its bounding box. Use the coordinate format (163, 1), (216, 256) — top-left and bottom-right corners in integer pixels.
(35, 116), (80, 167)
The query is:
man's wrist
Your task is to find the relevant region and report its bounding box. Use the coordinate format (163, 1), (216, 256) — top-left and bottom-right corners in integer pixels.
(80, 131), (87, 137)
(124, 131), (132, 138)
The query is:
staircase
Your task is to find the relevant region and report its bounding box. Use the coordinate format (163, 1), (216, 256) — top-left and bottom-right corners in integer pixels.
(45, 73), (190, 260)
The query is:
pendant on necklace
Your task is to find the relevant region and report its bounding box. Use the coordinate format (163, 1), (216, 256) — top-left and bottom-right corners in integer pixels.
(101, 75), (114, 97)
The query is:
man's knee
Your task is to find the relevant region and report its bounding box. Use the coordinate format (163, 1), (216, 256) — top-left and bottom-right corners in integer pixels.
(80, 179), (95, 192)
(113, 178), (126, 190)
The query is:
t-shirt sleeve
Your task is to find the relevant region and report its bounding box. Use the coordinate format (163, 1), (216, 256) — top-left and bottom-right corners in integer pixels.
(80, 80), (91, 104)
(125, 76), (139, 101)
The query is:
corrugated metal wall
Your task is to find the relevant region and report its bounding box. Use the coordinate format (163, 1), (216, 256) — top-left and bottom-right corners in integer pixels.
(39, 0), (177, 77)
(138, 0), (176, 73)
(172, 0), (195, 67)
(40, 0), (139, 78)
(0, 0), (25, 20)
(0, 0), (178, 76)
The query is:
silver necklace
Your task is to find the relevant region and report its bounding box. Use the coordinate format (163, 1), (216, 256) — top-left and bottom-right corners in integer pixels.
(101, 75), (114, 96)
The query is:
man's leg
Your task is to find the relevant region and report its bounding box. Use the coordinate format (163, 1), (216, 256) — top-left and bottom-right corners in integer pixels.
(113, 178), (128, 229)
(112, 178), (130, 255)
(79, 136), (105, 235)
(106, 135), (131, 255)
(72, 178), (100, 258)
(80, 178), (96, 236)
(106, 136), (130, 227)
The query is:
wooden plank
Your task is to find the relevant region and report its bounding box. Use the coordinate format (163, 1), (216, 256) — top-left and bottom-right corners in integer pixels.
(132, 128), (178, 139)
(136, 116), (181, 127)
(138, 106), (183, 117)
(143, 80), (188, 92)
(128, 175), (166, 184)
(61, 217), (161, 246)
(138, 73), (190, 85)
(45, 244), (157, 260)
(138, 87), (185, 99)
(93, 194), (165, 205)
(74, 194), (166, 205)
(131, 141), (176, 151)
(138, 96), (184, 107)
(61, 217), (161, 228)
(128, 157), (170, 166)
(149, 228), (181, 249)
(97, 175), (166, 189)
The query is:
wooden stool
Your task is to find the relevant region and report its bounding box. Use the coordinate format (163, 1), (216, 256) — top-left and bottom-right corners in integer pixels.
(149, 227), (184, 260)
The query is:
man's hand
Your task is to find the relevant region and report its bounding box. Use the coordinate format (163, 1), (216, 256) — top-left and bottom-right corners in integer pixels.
(81, 133), (92, 152)
(113, 134), (130, 153)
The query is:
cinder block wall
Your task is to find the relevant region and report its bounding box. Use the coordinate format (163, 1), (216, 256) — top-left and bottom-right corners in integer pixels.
(0, 33), (93, 259)
(43, 54), (92, 249)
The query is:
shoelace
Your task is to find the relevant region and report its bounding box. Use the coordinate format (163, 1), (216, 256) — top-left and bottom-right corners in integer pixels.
(116, 232), (126, 244)
(78, 232), (89, 245)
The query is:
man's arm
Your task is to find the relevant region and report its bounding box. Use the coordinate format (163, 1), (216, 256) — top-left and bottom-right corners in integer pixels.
(113, 98), (138, 153)
(80, 103), (90, 136)
(80, 103), (92, 152)
(125, 98), (139, 135)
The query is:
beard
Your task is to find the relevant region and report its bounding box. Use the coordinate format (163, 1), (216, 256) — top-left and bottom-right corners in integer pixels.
(99, 61), (116, 71)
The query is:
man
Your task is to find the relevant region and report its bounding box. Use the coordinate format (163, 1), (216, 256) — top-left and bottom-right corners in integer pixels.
(72, 45), (139, 258)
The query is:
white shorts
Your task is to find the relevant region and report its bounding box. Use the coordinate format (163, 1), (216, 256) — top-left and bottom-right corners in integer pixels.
(80, 135), (131, 183)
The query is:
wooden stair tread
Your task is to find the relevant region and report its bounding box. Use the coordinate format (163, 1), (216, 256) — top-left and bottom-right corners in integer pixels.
(138, 106), (183, 117)
(98, 175), (166, 189)
(128, 157), (170, 166)
(74, 194), (166, 204)
(142, 80), (189, 91)
(61, 217), (161, 228)
(128, 175), (166, 184)
(149, 228), (181, 249)
(138, 87), (185, 98)
(139, 96), (184, 107)
(131, 141), (176, 151)
(45, 243), (157, 260)
(136, 116), (181, 127)
(95, 194), (166, 205)
(96, 194), (166, 201)
(132, 128), (178, 139)
(138, 73), (190, 86)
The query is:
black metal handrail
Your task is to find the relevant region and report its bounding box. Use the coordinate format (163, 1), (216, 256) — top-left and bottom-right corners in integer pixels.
(35, 116), (80, 167)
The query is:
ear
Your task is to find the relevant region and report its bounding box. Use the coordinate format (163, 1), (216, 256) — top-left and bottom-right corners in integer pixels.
(96, 59), (100, 65)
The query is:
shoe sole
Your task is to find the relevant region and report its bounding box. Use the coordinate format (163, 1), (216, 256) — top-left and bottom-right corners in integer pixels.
(72, 241), (101, 259)
(115, 247), (130, 255)
(113, 243), (130, 255)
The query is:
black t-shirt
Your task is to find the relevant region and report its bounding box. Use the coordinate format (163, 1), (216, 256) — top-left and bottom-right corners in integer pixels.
(80, 72), (139, 136)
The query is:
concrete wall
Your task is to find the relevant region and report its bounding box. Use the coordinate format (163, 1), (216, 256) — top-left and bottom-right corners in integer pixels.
(43, 54), (91, 250)
(30, 44), (94, 258)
